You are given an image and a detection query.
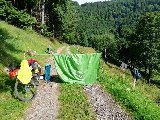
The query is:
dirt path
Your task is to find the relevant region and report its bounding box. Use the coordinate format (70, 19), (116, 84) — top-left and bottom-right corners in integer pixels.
(23, 58), (59, 120)
(84, 84), (132, 120)
(56, 46), (66, 54)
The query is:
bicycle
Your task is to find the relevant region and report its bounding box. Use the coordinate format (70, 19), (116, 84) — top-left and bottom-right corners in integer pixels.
(9, 60), (42, 102)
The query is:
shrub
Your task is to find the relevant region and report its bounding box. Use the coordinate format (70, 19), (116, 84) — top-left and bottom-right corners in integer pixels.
(0, 0), (37, 28)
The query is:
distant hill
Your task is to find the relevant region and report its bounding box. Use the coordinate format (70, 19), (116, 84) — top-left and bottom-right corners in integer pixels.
(78, 0), (160, 36)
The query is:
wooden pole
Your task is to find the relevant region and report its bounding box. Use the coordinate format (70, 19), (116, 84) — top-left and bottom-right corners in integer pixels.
(105, 48), (107, 59)
(133, 77), (136, 90)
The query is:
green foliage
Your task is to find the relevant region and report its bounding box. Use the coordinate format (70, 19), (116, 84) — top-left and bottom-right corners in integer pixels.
(40, 24), (54, 38)
(24, 0), (39, 11)
(128, 12), (160, 77)
(47, 0), (79, 42)
(5, 0), (39, 12)
(77, 0), (160, 69)
(0, 0), (37, 28)
(79, 0), (160, 37)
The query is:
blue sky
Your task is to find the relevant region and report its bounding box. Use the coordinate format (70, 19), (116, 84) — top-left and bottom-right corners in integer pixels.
(74, 0), (107, 5)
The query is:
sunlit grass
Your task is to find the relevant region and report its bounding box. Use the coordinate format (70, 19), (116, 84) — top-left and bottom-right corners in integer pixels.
(0, 21), (64, 120)
(57, 84), (96, 120)
(98, 62), (160, 120)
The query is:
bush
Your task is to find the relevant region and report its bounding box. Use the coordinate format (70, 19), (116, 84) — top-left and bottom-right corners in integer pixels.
(0, 0), (37, 28)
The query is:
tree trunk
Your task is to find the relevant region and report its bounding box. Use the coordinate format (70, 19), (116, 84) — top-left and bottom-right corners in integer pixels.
(148, 65), (152, 83)
(42, 0), (45, 24)
(41, 0), (45, 33)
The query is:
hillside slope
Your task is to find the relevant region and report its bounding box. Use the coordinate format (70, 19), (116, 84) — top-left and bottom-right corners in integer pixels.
(0, 21), (64, 120)
(0, 21), (96, 120)
(1, 21), (160, 120)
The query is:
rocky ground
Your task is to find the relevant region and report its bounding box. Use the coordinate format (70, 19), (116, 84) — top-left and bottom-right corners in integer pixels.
(23, 53), (59, 120)
(84, 84), (132, 120)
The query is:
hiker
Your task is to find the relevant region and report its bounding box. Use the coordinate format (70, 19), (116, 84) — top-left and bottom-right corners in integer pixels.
(120, 62), (128, 71)
(129, 66), (141, 80)
(129, 66), (141, 89)
(47, 45), (53, 54)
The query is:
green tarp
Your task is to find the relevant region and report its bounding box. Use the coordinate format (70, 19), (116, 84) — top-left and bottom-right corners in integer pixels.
(53, 53), (101, 85)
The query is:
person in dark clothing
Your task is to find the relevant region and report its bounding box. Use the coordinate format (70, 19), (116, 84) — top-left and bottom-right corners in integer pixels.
(128, 65), (141, 89)
(128, 66), (141, 80)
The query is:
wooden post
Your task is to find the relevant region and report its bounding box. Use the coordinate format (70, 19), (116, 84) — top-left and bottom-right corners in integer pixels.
(133, 77), (136, 90)
(105, 48), (107, 59)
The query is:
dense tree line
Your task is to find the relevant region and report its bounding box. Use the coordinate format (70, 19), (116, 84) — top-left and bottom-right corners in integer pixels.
(1, 0), (160, 78)
(79, 0), (160, 36)
(77, 0), (160, 78)
(0, 0), (37, 28)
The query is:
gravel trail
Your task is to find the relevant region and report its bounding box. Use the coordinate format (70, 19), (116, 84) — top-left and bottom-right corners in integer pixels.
(23, 58), (59, 120)
(84, 84), (132, 120)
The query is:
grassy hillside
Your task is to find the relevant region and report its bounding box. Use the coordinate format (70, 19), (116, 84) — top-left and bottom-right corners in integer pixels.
(0, 21), (64, 120)
(99, 63), (160, 120)
(0, 21), (96, 120)
(1, 21), (160, 120)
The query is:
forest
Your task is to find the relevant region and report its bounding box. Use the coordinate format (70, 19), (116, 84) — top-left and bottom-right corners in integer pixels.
(0, 0), (160, 79)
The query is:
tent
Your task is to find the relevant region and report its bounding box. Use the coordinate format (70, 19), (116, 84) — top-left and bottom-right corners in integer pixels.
(53, 53), (101, 85)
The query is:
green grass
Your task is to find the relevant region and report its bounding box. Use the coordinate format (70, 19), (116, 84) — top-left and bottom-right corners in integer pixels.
(2, 20), (160, 120)
(0, 74), (31, 120)
(0, 21), (96, 120)
(57, 84), (96, 120)
(98, 62), (160, 120)
(0, 21), (64, 120)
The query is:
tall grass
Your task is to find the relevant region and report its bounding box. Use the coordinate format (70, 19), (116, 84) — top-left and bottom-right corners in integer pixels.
(98, 63), (160, 120)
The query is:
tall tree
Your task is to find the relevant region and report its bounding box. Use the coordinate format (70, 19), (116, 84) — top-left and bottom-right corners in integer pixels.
(134, 12), (160, 78)
(47, 0), (78, 42)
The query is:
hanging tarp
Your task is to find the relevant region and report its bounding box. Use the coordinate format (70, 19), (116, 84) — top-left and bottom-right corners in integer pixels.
(53, 53), (101, 84)
(17, 60), (32, 84)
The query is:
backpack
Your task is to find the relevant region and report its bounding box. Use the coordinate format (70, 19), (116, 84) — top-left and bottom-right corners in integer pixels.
(133, 69), (141, 80)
